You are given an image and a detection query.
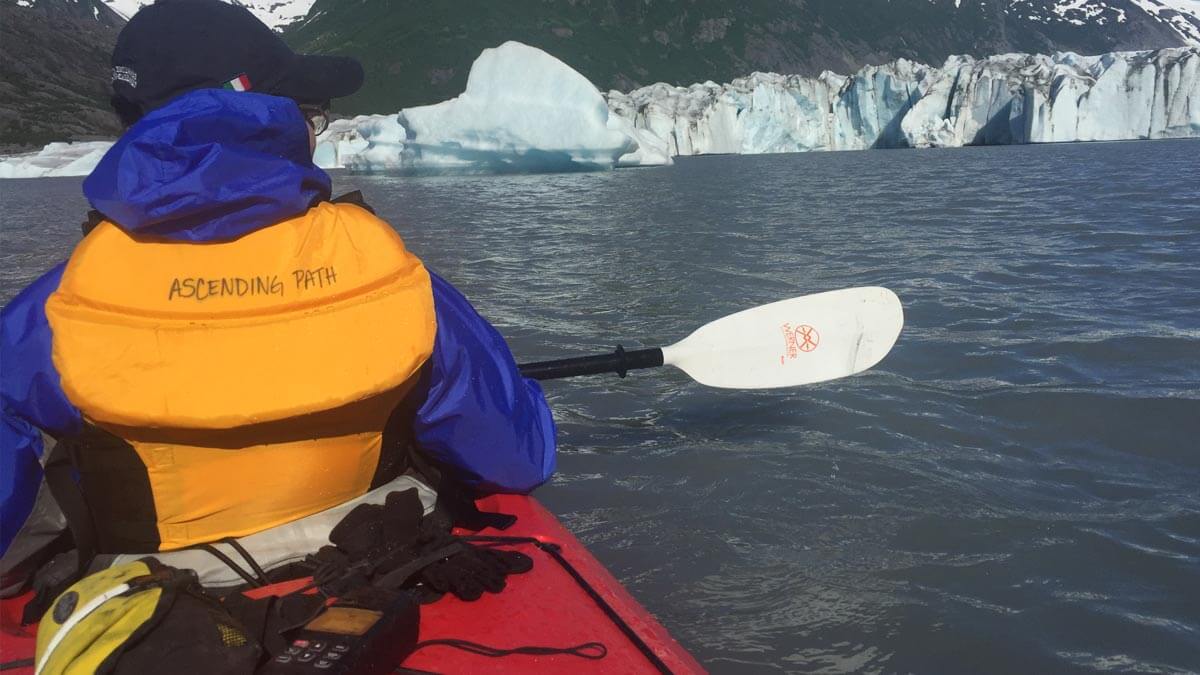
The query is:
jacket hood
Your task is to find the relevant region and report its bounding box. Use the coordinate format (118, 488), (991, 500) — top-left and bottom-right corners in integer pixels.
(83, 89), (332, 242)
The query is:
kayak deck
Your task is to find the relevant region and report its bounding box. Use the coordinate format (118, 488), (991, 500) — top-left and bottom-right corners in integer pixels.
(0, 494), (703, 674)
(404, 494), (702, 673)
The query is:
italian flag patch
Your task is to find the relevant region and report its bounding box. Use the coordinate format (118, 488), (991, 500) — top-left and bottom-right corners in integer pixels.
(223, 73), (252, 92)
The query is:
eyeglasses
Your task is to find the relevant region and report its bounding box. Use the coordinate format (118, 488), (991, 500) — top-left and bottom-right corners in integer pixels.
(298, 104), (330, 135)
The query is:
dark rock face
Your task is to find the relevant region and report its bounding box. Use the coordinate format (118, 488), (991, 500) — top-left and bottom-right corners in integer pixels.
(0, 0), (124, 149)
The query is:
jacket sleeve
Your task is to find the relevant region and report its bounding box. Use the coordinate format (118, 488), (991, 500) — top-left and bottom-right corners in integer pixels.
(413, 271), (557, 494)
(1, 263), (83, 555)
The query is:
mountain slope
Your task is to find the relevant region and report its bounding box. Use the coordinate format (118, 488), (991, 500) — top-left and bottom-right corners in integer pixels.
(0, 0), (124, 147)
(285, 0), (1199, 114)
(12, 0), (124, 25)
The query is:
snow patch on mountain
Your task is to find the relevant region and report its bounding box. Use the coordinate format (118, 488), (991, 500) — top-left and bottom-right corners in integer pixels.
(1131, 0), (1200, 44)
(936, 0), (1200, 44)
(102, 0), (315, 29)
(1008, 0), (1127, 26)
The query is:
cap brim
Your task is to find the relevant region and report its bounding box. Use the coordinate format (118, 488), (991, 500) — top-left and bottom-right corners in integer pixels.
(270, 54), (364, 104)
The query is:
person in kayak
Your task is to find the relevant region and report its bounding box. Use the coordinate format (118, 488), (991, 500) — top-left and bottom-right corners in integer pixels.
(0, 0), (556, 580)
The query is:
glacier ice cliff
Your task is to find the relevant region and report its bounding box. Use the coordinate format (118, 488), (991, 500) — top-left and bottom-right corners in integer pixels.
(1, 45), (1195, 178)
(606, 47), (1199, 155)
(904, 49), (1200, 146)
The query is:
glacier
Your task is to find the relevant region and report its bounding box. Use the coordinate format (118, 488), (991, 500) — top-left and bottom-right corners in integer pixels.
(1, 45), (1196, 179)
(903, 49), (1200, 146)
(607, 47), (1199, 155)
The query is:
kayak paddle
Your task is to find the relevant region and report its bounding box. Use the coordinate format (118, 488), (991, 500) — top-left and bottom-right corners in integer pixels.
(519, 287), (903, 388)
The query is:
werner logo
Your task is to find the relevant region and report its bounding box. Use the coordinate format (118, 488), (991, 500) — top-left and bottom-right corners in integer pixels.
(780, 322), (819, 364)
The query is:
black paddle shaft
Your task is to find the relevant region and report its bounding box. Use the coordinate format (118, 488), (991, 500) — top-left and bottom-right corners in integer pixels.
(518, 345), (664, 381)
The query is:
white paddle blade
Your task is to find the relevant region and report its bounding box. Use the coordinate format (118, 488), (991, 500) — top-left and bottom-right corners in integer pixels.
(659, 287), (903, 389)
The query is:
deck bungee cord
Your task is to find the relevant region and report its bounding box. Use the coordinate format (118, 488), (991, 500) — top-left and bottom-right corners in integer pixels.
(463, 535), (676, 675)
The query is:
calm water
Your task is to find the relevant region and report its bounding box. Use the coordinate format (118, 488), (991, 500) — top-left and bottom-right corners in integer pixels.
(2, 140), (1199, 674)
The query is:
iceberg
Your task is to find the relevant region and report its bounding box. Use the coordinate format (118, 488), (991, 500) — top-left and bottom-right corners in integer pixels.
(0, 142), (112, 179)
(350, 41), (639, 173)
(0, 131), (370, 179)
(0, 133), (366, 178)
(312, 41), (670, 172)
(311, 115), (374, 169)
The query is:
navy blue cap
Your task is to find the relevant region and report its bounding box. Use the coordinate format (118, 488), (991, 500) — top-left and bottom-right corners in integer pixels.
(109, 0), (364, 124)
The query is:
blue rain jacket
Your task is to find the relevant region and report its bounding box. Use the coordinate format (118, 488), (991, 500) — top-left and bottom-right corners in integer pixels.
(0, 90), (556, 555)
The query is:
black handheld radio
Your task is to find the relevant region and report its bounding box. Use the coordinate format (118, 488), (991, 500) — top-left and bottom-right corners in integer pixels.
(257, 591), (419, 674)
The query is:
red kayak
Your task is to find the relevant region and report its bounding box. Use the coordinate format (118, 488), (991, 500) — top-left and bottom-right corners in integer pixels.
(0, 494), (703, 674)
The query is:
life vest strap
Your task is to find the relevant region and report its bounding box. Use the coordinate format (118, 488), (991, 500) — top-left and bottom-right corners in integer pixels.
(42, 440), (101, 576)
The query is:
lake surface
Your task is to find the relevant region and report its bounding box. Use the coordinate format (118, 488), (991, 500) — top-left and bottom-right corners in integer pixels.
(2, 139), (1198, 673)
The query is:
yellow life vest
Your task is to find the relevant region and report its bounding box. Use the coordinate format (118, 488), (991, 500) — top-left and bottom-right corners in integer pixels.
(44, 201), (437, 552)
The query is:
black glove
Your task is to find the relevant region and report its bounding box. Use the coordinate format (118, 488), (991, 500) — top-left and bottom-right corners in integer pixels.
(319, 487), (532, 602)
(415, 535), (532, 602)
(327, 503), (385, 558)
(380, 489), (424, 544)
(328, 488), (424, 560)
